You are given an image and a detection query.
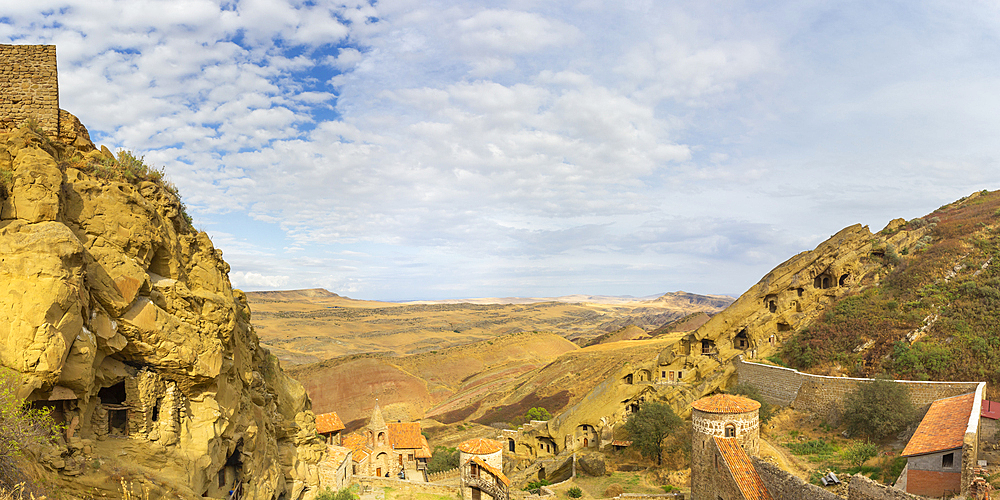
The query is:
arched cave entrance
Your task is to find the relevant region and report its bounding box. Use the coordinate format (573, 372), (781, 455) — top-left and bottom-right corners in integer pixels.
(839, 273), (850, 287)
(701, 339), (715, 355)
(623, 373), (633, 385)
(508, 438), (515, 452)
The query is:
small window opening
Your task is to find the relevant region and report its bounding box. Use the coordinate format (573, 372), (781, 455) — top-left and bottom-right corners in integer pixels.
(702, 339), (715, 355)
(623, 373), (633, 384)
(218, 468), (226, 488)
(768, 300), (777, 313)
(839, 273), (850, 287)
(677, 370), (683, 379)
(661, 371), (666, 378)
(943, 452), (954, 468)
(151, 398), (162, 422)
(796, 287), (804, 297)
(724, 424), (736, 438)
(509, 438), (515, 452)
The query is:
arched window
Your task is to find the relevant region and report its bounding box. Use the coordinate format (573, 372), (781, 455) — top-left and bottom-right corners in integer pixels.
(724, 424), (736, 438)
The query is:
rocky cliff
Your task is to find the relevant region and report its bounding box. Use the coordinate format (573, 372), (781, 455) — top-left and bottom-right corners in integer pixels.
(0, 117), (324, 499)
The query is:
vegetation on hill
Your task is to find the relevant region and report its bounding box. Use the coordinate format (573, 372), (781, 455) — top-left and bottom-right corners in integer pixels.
(0, 369), (59, 492)
(777, 189), (1000, 397)
(426, 446), (460, 474)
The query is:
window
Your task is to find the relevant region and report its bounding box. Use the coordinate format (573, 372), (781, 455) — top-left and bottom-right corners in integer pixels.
(724, 424), (736, 438)
(943, 452), (954, 468)
(661, 371), (666, 378)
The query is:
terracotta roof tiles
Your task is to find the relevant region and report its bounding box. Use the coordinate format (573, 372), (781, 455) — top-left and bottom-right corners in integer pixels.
(388, 422), (424, 449)
(714, 437), (772, 500)
(902, 392), (976, 457)
(459, 438), (503, 454)
(316, 412), (345, 434)
(692, 394), (761, 414)
(324, 444), (352, 466)
(469, 456), (510, 486)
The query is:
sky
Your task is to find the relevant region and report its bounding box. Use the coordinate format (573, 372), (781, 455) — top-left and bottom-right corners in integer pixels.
(3, 1), (999, 300)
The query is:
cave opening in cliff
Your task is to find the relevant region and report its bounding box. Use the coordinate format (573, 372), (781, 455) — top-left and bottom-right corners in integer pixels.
(99, 382), (126, 405)
(734, 330), (749, 350)
(814, 274), (833, 289)
(220, 443), (242, 490)
(99, 381), (129, 436)
(701, 339), (715, 355)
(839, 273), (850, 286)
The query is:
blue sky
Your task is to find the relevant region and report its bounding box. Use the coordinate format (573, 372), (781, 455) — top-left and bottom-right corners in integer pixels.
(4, 0), (999, 300)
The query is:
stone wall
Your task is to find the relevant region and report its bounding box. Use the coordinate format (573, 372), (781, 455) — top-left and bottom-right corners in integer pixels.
(736, 357), (984, 423)
(751, 458), (840, 500)
(847, 474), (924, 500)
(0, 45), (59, 134)
(358, 476), (460, 498)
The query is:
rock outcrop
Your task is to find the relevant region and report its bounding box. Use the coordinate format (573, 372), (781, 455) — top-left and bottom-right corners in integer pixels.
(0, 117), (324, 499)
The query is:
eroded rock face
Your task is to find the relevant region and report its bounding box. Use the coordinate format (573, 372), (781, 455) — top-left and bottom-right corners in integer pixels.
(0, 119), (324, 500)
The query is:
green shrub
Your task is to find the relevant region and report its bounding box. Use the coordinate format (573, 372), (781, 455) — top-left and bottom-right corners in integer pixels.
(567, 486), (582, 498)
(524, 480), (551, 492)
(841, 441), (878, 468)
(316, 487), (356, 500)
(526, 407), (552, 421)
(787, 439), (835, 456)
(426, 446), (459, 473)
(842, 376), (915, 440)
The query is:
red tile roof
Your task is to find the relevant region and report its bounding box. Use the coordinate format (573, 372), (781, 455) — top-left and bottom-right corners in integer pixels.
(325, 444), (352, 466)
(611, 440), (632, 447)
(469, 456), (510, 486)
(388, 422), (424, 449)
(416, 435), (432, 459)
(982, 400), (1000, 420)
(316, 411), (345, 434)
(692, 394), (761, 414)
(902, 392), (976, 457)
(714, 437), (772, 500)
(343, 433), (371, 462)
(459, 438), (502, 454)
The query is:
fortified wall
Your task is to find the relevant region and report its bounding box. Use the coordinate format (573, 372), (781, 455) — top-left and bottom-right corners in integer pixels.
(0, 45), (59, 133)
(735, 356), (984, 422)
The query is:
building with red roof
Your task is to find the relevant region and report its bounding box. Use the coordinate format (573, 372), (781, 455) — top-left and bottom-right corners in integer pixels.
(900, 392), (983, 498)
(344, 404), (431, 480)
(316, 411), (345, 445)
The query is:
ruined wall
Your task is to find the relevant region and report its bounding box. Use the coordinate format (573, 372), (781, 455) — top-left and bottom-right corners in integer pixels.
(847, 474), (924, 500)
(751, 458), (840, 500)
(0, 45), (59, 134)
(736, 357), (984, 422)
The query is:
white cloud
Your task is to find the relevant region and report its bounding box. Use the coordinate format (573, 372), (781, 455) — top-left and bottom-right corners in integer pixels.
(5, 1), (1000, 299)
(230, 271), (290, 288)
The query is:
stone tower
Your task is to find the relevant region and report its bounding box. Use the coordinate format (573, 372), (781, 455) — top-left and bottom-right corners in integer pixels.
(690, 394), (761, 500)
(0, 45), (59, 134)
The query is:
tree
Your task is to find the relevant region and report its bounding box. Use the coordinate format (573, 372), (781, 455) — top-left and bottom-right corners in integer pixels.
(426, 446), (460, 473)
(842, 376), (915, 440)
(623, 401), (683, 465)
(841, 441), (878, 468)
(727, 383), (776, 424)
(525, 407), (552, 421)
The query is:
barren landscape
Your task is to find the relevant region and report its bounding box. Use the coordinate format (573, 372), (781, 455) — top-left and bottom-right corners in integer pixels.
(247, 288), (733, 365)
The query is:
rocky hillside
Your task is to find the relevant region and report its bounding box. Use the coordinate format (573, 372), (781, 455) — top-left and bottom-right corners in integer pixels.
(774, 190), (1000, 397)
(0, 119), (323, 499)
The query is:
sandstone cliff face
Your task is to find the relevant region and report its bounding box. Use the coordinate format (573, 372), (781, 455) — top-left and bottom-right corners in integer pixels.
(507, 220), (932, 468)
(0, 119), (324, 499)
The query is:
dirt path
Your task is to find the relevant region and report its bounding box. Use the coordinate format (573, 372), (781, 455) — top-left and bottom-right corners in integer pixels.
(758, 437), (810, 479)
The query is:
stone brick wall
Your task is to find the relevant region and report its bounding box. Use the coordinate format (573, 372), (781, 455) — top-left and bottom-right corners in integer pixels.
(736, 357), (984, 422)
(0, 45), (59, 135)
(358, 476), (460, 498)
(847, 474), (925, 500)
(750, 458), (840, 500)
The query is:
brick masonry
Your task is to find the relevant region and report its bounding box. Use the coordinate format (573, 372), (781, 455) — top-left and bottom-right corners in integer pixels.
(0, 45), (59, 134)
(735, 357), (983, 423)
(903, 469), (961, 498)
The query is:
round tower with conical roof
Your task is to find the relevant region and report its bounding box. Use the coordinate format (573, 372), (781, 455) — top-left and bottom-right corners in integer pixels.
(690, 394), (761, 500)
